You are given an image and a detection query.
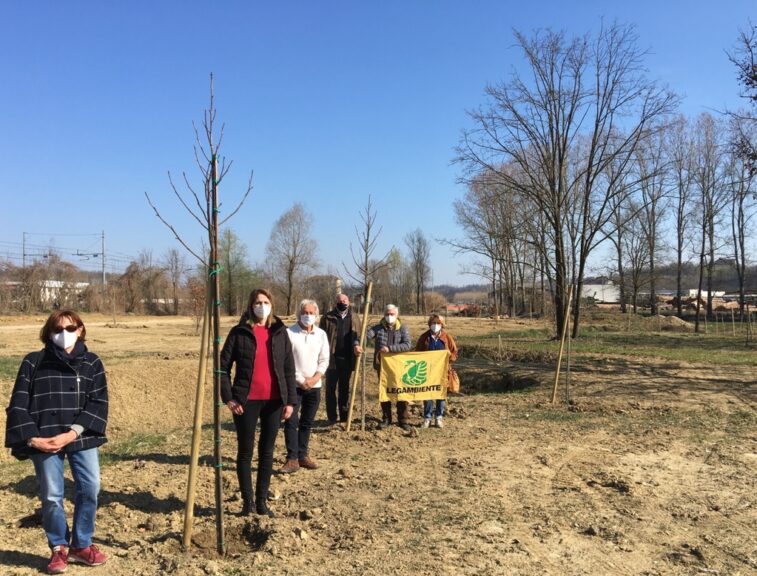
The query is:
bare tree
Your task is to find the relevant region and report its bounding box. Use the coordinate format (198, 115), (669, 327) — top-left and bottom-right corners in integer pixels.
(622, 202), (651, 314)
(404, 229), (431, 314)
(726, 138), (756, 318)
(636, 126), (671, 316)
(344, 195), (392, 297)
(267, 202), (318, 315)
(727, 23), (757, 171)
(457, 23), (677, 337)
(692, 113), (728, 330)
(163, 248), (186, 315)
(668, 115), (696, 318)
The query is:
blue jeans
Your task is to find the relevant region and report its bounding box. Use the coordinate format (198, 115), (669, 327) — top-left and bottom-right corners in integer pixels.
(423, 400), (445, 420)
(31, 448), (100, 549)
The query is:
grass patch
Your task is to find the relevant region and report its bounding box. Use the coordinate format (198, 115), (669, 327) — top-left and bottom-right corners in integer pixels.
(0, 356), (21, 379)
(458, 330), (756, 368)
(100, 432), (168, 466)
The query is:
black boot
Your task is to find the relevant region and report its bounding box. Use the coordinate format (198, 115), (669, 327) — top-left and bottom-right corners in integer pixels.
(240, 498), (253, 517)
(255, 499), (274, 518)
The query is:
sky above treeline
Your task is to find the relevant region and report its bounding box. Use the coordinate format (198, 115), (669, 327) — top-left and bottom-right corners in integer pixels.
(1, 1), (753, 286)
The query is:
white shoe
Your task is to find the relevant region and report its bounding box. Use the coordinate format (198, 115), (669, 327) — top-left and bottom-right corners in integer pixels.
(422, 419), (431, 429)
(436, 417), (444, 428)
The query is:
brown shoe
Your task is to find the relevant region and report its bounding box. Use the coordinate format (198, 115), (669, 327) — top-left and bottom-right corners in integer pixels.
(298, 456), (319, 470)
(279, 459), (300, 474)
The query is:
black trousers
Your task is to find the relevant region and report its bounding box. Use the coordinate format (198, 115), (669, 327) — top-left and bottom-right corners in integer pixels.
(325, 358), (352, 422)
(284, 387), (321, 460)
(233, 399), (283, 505)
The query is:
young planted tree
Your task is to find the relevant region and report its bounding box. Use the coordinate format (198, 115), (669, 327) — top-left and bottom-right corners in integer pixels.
(267, 202), (318, 315)
(145, 76), (253, 552)
(344, 194), (392, 299)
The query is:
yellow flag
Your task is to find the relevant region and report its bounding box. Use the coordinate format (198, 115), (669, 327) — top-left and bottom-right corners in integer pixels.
(379, 350), (450, 402)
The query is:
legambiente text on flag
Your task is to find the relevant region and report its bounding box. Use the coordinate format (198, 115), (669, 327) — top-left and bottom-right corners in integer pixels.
(378, 350), (450, 403)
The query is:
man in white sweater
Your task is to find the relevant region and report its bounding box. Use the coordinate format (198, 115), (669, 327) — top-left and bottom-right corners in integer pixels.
(280, 299), (330, 473)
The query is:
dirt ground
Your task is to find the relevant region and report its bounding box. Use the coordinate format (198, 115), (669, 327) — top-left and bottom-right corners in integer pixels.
(0, 314), (755, 575)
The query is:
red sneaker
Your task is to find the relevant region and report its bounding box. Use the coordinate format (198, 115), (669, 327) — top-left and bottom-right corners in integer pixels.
(69, 544), (107, 566)
(47, 545), (68, 574)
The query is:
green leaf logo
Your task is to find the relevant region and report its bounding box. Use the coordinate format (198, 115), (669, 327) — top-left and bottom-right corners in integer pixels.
(402, 360), (428, 386)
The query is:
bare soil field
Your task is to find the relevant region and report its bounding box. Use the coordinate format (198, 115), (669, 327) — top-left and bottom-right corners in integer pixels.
(0, 313), (755, 575)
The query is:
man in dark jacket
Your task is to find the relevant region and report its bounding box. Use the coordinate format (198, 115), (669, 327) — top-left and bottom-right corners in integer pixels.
(319, 293), (362, 424)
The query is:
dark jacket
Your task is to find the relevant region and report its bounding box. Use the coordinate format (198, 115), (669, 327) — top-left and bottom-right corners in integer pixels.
(319, 308), (362, 370)
(220, 314), (297, 406)
(5, 342), (109, 459)
(366, 319), (412, 370)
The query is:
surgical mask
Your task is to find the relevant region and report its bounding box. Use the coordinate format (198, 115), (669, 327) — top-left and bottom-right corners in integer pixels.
(385, 314), (397, 324)
(430, 323), (442, 334)
(52, 330), (78, 350)
(336, 302), (349, 312)
(300, 314), (316, 327)
(253, 304), (271, 320)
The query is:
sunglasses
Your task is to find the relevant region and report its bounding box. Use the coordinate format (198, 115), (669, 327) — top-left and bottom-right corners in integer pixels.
(53, 325), (80, 334)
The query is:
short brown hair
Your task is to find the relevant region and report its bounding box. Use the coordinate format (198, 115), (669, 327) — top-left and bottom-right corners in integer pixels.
(40, 309), (86, 344)
(427, 314), (444, 326)
(248, 288), (275, 328)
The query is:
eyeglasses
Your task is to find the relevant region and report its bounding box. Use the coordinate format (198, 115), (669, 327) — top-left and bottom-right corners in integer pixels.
(53, 325), (79, 334)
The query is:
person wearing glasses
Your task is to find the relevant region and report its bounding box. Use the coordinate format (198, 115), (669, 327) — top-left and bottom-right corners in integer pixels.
(5, 310), (109, 574)
(221, 288), (297, 518)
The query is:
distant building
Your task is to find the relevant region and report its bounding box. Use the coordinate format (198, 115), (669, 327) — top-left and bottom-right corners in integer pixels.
(581, 282), (620, 303)
(688, 289), (725, 298)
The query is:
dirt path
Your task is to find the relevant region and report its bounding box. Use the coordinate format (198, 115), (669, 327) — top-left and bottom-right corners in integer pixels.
(0, 315), (754, 575)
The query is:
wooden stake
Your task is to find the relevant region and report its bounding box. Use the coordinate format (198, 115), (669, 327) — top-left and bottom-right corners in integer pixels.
(182, 283), (211, 549)
(346, 282), (373, 432)
(731, 308), (735, 337)
(550, 285), (573, 404)
(565, 301), (571, 403)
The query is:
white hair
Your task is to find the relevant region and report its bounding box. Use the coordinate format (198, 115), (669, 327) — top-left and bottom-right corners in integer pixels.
(298, 299), (319, 318)
(384, 303), (398, 314)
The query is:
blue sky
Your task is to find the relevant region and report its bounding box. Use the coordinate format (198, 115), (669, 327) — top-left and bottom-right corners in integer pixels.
(1, 1), (753, 285)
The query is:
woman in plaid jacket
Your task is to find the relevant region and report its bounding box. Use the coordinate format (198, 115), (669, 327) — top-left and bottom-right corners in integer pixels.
(5, 309), (108, 574)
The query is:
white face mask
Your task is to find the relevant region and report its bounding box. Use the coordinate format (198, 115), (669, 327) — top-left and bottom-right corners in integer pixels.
(385, 314), (397, 325)
(300, 314), (316, 327)
(253, 304), (271, 320)
(52, 330), (78, 350)
(430, 323), (442, 334)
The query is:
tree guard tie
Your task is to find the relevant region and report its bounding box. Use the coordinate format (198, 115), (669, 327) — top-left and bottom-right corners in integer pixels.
(208, 263), (224, 277)
(214, 369), (226, 375)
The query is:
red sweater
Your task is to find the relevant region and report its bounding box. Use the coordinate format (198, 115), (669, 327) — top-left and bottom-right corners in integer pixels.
(249, 325), (281, 400)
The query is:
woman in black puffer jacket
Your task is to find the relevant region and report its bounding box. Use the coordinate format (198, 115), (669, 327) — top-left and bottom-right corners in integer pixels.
(220, 288), (297, 517)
